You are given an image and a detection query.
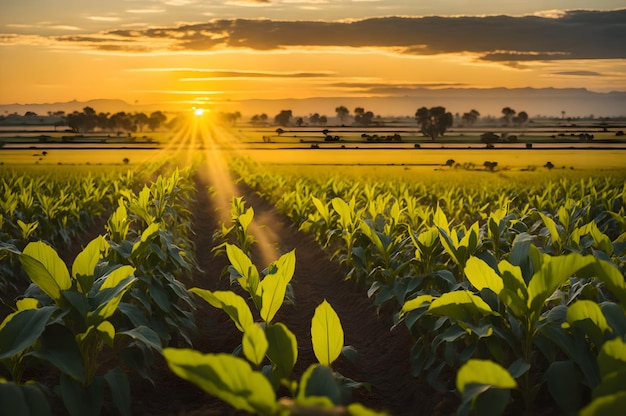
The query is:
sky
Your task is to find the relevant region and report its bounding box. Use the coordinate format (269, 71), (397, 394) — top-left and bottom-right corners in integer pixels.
(1, 0), (625, 116)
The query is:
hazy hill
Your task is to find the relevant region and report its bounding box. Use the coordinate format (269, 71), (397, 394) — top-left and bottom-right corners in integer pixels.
(1, 88), (625, 119)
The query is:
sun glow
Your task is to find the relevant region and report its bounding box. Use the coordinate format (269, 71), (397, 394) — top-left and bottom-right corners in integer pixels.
(193, 108), (204, 116)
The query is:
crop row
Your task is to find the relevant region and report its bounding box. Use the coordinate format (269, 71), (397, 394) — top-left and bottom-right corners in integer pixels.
(231, 160), (626, 415)
(0, 166), (198, 415)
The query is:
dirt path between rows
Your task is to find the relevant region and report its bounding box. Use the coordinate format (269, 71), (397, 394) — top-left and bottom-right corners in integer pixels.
(134, 171), (457, 416)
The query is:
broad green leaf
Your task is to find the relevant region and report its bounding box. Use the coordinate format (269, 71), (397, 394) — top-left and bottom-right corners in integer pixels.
(0, 306), (56, 360)
(99, 265), (135, 290)
(586, 260), (626, 306)
(72, 236), (107, 293)
(456, 359), (517, 395)
(545, 361), (583, 414)
(259, 272), (288, 324)
(311, 300), (343, 366)
(265, 323), (298, 377)
(189, 289), (253, 332)
(537, 212), (561, 249)
(131, 222), (160, 255)
(60, 373), (104, 416)
(163, 348), (277, 414)
(20, 241), (71, 303)
(332, 197), (352, 229)
(97, 321), (115, 347)
(89, 276), (136, 325)
(242, 323), (268, 366)
(433, 205), (449, 235)
(118, 325), (162, 352)
(15, 298), (39, 311)
(597, 337), (626, 379)
(312, 196), (330, 223)
(238, 207), (254, 232)
(297, 364), (341, 406)
(567, 300), (611, 344)
(269, 249), (296, 284)
(464, 257), (503, 294)
(104, 368), (131, 416)
(225, 244), (260, 295)
(428, 291), (497, 322)
(347, 402), (387, 416)
(580, 392), (626, 416)
(498, 260), (529, 317)
(400, 294), (436, 317)
(527, 253), (594, 320)
(27, 323), (84, 381)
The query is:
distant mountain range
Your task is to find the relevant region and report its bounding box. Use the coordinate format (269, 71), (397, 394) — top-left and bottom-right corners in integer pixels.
(2, 88), (625, 119)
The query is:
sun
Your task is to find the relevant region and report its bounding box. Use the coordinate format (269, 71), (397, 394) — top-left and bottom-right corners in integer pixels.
(194, 108), (204, 116)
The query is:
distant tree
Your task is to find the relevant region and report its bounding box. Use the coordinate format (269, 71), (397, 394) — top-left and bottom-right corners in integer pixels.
(66, 107), (97, 133)
(480, 132), (499, 144)
(24, 111), (38, 117)
(134, 112), (149, 132)
(274, 110), (292, 126)
(221, 111), (241, 126)
(484, 161), (498, 171)
(461, 109), (480, 126)
(415, 106), (453, 140)
(296, 117), (304, 127)
(501, 107), (516, 125)
(514, 111), (529, 126)
(335, 106), (350, 124)
(354, 107), (374, 126)
(318, 115), (328, 125)
(276, 128), (284, 136)
(148, 111), (167, 131)
(309, 113), (320, 125)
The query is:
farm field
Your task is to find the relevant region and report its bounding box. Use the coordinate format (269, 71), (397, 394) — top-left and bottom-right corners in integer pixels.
(1, 120), (625, 416)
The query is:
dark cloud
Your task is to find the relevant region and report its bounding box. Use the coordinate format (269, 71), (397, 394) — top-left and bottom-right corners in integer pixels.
(553, 70), (605, 76)
(330, 82), (468, 94)
(60, 9), (626, 61)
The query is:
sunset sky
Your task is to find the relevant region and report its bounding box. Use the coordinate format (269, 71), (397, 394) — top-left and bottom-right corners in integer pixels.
(1, 1), (625, 116)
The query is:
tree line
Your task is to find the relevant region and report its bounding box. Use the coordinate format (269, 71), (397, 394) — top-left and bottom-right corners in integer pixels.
(250, 106), (529, 140)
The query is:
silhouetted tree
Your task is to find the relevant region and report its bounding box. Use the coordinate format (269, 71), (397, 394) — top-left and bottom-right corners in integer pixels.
(415, 106), (453, 140)
(354, 107), (374, 126)
(514, 111), (529, 126)
(502, 107), (516, 125)
(134, 112), (149, 132)
(462, 109), (480, 126)
(274, 110), (292, 126)
(148, 111), (167, 131)
(335, 106), (349, 124)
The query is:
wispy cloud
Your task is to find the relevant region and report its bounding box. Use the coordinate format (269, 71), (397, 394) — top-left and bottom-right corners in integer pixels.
(553, 70), (605, 76)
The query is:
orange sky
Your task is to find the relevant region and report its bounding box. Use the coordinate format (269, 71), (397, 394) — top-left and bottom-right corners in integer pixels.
(1, 1), (625, 116)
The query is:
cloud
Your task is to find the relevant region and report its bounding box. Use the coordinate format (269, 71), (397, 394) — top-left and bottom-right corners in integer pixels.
(553, 70), (605, 76)
(20, 8), (626, 61)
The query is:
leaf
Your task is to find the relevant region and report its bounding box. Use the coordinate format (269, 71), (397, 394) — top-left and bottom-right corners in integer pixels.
(119, 325), (162, 352)
(400, 294), (436, 317)
(0, 306), (56, 360)
(311, 300), (344, 366)
(99, 265), (135, 290)
(238, 207), (254, 232)
(163, 348), (277, 414)
(189, 289), (253, 332)
(242, 323), (268, 366)
(464, 257), (504, 294)
(580, 392), (626, 416)
(567, 300), (611, 345)
(71, 236), (107, 293)
(60, 374), (104, 416)
(20, 241), (71, 303)
(265, 323), (298, 377)
(297, 364), (342, 406)
(27, 323), (84, 381)
(428, 291), (497, 322)
(456, 359), (517, 395)
(104, 368), (131, 416)
(259, 272), (288, 324)
(597, 337), (626, 379)
(225, 244), (260, 296)
(545, 361), (583, 414)
(90, 276), (136, 325)
(527, 253), (594, 321)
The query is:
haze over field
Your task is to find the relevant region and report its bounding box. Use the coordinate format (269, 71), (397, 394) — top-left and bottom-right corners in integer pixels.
(1, 1), (625, 117)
